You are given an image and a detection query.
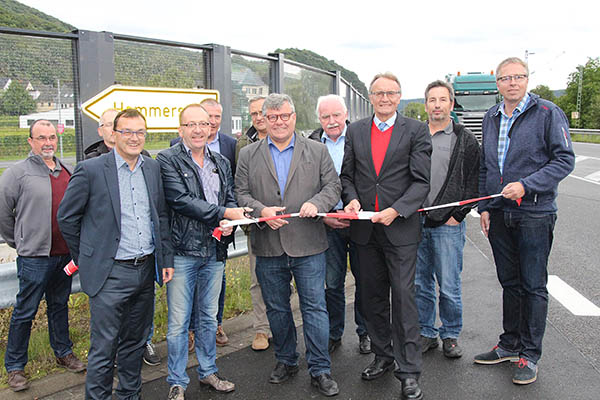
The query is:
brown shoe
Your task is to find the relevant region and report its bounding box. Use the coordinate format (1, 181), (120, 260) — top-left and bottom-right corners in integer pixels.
(199, 373), (235, 393)
(8, 370), (29, 392)
(216, 325), (229, 346)
(252, 332), (269, 351)
(188, 330), (195, 353)
(57, 353), (86, 373)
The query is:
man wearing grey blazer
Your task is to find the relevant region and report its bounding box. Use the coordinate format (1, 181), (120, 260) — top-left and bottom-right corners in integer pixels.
(236, 94), (342, 397)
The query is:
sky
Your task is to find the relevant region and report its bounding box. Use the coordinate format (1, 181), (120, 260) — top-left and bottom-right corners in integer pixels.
(19, 0), (599, 99)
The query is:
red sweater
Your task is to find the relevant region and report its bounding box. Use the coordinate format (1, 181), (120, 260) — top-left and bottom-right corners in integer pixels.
(50, 168), (70, 256)
(371, 121), (393, 211)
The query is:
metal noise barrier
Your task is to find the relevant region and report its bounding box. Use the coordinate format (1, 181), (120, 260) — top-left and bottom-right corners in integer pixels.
(0, 230), (248, 309)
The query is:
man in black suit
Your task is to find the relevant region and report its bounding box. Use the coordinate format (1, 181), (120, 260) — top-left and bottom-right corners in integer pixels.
(58, 109), (174, 400)
(340, 72), (431, 400)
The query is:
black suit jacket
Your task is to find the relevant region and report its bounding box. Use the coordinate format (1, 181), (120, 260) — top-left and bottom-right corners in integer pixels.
(170, 132), (237, 175)
(340, 114), (432, 246)
(57, 151), (174, 297)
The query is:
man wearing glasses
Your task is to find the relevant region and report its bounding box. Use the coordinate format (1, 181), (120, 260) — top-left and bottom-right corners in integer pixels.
(0, 120), (86, 392)
(475, 57), (575, 385)
(58, 109), (174, 399)
(236, 93), (341, 397)
(341, 73), (431, 400)
(156, 104), (246, 399)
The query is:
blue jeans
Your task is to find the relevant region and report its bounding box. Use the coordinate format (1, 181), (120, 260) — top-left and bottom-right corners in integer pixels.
(216, 266), (226, 325)
(256, 253), (330, 377)
(166, 252), (224, 388)
(415, 220), (465, 339)
(5, 255), (73, 372)
(488, 211), (556, 363)
(325, 228), (367, 340)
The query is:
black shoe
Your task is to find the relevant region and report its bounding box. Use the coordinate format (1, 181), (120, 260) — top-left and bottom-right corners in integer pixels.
(442, 338), (463, 358)
(359, 335), (371, 354)
(328, 338), (342, 354)
(420, 335), (439, 353)
(143, 342), (161, 366)
(269, 361), (299, 384)
(361, 357), (395, 380)
(311, 373), (339, 397)
(401, 378), (423, 400)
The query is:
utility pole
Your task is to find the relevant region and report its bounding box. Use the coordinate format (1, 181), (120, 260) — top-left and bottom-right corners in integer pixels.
(575, 66), (583, 128)
(57, 79), (63, 158)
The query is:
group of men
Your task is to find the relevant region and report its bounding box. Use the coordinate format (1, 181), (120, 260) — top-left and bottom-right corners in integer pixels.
(0, 56), (575, 400)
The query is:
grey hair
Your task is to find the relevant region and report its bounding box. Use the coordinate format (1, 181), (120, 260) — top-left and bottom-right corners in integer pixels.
(262, 93), (295, 115)
(315, 94), (347, 117)
(424, 80), (455, 103)
(369, 72), (402, 94)
(248, 96), (266, 107)
(496, 57), (529, 77)
(99, 108), (119, 127)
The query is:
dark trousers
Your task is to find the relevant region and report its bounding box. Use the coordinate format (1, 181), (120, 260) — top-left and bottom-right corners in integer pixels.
(488, 211), (556, 363)
(356, 225), (422, 379)
(85, 256), (155, 400)
(5, 255), (73, 372)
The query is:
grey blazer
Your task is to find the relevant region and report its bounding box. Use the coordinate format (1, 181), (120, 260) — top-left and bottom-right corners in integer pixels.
(235, 133), (341, 257)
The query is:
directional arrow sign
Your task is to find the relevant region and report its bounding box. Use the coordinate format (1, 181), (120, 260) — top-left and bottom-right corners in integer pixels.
(81, 85), (220, 132)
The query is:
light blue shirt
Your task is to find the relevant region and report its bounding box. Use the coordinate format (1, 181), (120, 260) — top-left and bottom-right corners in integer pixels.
(182, 143), (220, 205)
(495, 93), (530, 175)
(207, 131), (221, 155)
(373, 112), (398, 131)
(321, 125), (347, 209)
(268, 134), (296, 201)
(114, 151), (154, 259)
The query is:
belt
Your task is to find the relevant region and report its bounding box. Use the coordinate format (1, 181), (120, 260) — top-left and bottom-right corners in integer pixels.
(115, 254), (151, 266)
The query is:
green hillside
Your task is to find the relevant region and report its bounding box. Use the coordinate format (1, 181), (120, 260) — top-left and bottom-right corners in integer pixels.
(0, 0), (75, 32)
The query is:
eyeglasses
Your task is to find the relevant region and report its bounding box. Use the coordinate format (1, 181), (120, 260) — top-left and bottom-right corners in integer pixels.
(31, 135), (57, 142)
(370, 91), (401, 99)
(265, 113), (293, 123)
(100, 122), (113, 128)
(250, 111), (263, 118)
(319, 112), (343, 120)
(181, 121), (210, 129)
(497, 74), (528, 83)
(114, 129), (147, 138)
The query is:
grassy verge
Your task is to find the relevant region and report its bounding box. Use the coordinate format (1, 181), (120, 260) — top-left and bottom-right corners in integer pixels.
(0, 255), (252, 388)
(571, 133), (600, 144)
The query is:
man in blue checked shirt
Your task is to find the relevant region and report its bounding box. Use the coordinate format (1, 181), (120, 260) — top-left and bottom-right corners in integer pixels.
(475, 57), (575, 385)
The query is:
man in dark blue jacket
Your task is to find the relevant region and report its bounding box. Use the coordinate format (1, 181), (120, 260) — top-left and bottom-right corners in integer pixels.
(474, 57), (575, 385)
(157, 103), (246, 399)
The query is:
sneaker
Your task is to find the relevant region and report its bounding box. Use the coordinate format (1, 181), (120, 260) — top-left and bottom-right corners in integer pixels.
(188, 331), (195, 353)
(199, 373), (235, 393)
(143, 342), (161, 366)
(167, 384), (185, 400)
(513, 358), (537, 385)
(442, 338), (463, 358)
(56, 352), (86, 373)
(474, 345), (519, 365)
(420, 335), (439, 353)
(216, 325), (229, 346)
(252, 332), (269, 351)
(7, 370), (29, 392)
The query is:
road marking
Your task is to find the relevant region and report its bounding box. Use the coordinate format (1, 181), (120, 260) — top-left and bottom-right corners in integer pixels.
(469, 209), (480, 218)
(547, 275), (600, 316)
(568, 174), (600, 185)
(576, 155), (590, 163)
(584, 170), (600, 182)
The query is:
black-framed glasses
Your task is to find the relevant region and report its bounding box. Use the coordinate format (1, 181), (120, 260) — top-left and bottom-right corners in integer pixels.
(181, 121), (210, 129)
(114, 129), (147, 138)
(497, 74), (528, 83)
(370, 91), (401, 98)
(265, 113), (293, 123)
(31, 135), (57, 142)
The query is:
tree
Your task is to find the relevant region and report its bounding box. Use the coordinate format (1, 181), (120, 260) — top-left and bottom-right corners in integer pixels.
(556, 57), (600, 129)
(402, 102), (427, 121)
(0, 80), (36, 116)
(531, 84), (556, 102)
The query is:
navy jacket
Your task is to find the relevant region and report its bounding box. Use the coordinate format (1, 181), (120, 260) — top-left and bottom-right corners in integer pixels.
(479, 93), (575, 214)
(57, 152), (174, 297)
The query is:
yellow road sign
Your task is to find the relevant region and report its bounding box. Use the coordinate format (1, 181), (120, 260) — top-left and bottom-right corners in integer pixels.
(82, 85), (220, 131)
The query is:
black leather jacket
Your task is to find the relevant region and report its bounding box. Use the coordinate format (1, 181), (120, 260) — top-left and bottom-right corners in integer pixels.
(156, 142), (236, 260)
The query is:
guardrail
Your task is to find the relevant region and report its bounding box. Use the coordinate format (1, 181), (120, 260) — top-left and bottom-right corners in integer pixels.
(0, 230), (248, 309)
(571, 128), (600, 136)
